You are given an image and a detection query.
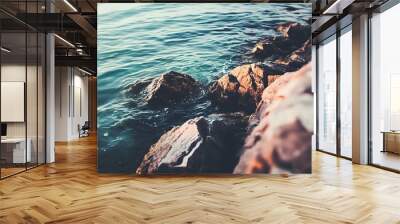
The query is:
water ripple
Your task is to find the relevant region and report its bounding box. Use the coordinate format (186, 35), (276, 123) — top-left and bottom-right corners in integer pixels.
(97, 3), (311, 172)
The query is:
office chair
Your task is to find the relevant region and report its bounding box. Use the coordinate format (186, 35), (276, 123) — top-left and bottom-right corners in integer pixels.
(79, 121), (90, 138)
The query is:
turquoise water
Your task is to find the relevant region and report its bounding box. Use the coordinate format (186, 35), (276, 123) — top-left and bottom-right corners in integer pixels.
(97, 3), (311, 173)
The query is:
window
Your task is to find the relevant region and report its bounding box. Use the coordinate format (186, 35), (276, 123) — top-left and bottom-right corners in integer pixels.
(317, 35), (337, 154)
(370, 3), (400, 171)
(339, 27), (352, 158)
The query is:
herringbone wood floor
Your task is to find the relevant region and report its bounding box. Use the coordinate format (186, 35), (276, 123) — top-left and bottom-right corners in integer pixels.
(1, 134), (400, 224)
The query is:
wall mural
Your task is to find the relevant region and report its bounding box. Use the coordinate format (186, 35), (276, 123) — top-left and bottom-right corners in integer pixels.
(97, 3), (312, 174)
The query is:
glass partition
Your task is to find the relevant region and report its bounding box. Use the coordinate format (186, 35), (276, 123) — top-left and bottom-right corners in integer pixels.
(1, 31), (28, 177)
(0, 1), (46, 179)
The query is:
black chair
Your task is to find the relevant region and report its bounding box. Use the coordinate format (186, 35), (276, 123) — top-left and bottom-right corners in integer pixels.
(79, 121), (90, 138)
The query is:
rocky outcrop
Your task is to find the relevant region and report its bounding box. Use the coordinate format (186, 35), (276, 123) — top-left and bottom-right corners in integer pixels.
(273, 39), (311, 72)
(257, 62), (312, 114)
(234, 63), (313, 174)
(126, 79), (152, 95)
(132, 22), (313, 175)
(208, 64), (283, 113)
(126, 71), (201, 106)
(251, 36), (289, 59)
(276, 22), (310, 44)
(136, 113), (248, 174)
(145, 71), (201, 105)
(251, 22), (310, 63)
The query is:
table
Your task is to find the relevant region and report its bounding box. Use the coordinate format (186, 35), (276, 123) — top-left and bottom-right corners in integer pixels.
(381, 131), (400, 154)
(1, 138), (31, 163)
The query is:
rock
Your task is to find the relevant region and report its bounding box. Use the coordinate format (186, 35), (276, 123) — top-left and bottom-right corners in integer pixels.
(136, 113), (249, 174)
(276, 22), (310, 45)
(126, 71), (200, 106)
(126, 79), (152, 95)
(251, 36), (288, 59)
(208, 64), (283, 113)
(273, 39), (311, 72)
(267, 75), (281, 85)
(251, 22), (310, 61)
(145, 71), (201, 106)
(257, 63), (312, 117)
(234, 63), (313, 174)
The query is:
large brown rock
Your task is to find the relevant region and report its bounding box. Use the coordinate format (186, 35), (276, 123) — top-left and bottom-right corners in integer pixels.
(234, 63), (313, 174)
(126, 79), (152, 95)
(255, 63), (312, 117)
(276, 22), (310, 44)
(273, 39), (311, 72)
(251, 36), (289, 59)
(126, 71), (200, 106)
(136, 113), (248, 174)
(145, 71), (200, 105)
(251, 22), (310, 61)
(208, 64), (282, 113)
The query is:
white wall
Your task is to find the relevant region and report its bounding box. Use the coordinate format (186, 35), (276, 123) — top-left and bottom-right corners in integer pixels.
(1, 64), (42, 137)
(1, 64), (26, 139)
(55, 67), (89, 141)
(72, 73), (89, 138)
(55, 66), (69, 141)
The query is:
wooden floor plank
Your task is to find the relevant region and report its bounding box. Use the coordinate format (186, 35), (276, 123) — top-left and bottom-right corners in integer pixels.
(0, 134), (399, 223)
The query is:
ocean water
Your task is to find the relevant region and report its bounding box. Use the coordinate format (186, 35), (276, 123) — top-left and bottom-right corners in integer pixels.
(97, 3), (311, 173)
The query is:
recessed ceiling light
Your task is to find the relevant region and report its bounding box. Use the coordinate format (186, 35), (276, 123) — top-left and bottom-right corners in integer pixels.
(54, 34), (75, 48)
(1, 47), (11, 53)
(322, 0), (354, 15)
(78, 67), (93, 76)
(63, 0), (78, 12)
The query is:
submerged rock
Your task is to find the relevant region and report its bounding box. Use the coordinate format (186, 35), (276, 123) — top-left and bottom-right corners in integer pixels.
(208, 64), (283, 113)
(234, 63), (313, 174)
(136, 113), (248, 174)
(126, 71), (201, 106)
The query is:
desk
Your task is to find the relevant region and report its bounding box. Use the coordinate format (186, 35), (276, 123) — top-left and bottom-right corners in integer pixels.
(382, 131), (400, 154)
(1, 138), (31, 163)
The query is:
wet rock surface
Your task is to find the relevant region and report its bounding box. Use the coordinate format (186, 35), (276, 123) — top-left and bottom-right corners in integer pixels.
(126, 71), (201, 106)
(126, 79), (153, 95)
(251, 36), (289, 60)
(208, 64), (283, 113)
(273, 39), (311, 72)
(276, 22), (310, 44)
(234, 63), (313, 174)
(133, 22), (313, 175)
(251, 22), (311, 64)
(136, 113), (249, 174)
